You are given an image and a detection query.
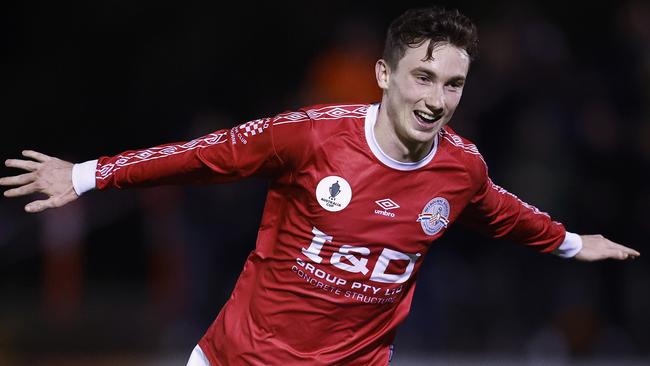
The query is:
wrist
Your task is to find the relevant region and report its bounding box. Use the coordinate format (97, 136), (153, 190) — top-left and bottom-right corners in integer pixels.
(553, 231), (583, 258)
(72, 160), (98, 195)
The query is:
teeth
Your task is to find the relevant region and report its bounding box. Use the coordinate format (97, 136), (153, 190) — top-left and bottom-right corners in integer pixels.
(415, 110), (439, 122)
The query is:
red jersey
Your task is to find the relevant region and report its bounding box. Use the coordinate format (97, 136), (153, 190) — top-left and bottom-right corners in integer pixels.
(95, 104), (565, 365)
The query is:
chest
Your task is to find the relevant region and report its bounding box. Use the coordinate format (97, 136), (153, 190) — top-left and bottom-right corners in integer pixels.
(292, 144), (475, 252)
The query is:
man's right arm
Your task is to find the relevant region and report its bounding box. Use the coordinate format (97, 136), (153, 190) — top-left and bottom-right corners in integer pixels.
(93, 124), (281, 190)
(1, 110), (312, 213)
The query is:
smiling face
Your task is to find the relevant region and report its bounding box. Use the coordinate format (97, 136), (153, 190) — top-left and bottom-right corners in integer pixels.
(374, 41), (470, 162)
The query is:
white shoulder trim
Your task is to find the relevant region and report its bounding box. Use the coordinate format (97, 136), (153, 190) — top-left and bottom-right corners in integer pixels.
(364, 104), (438, 171)
(273, 104), (368, 126)
(440, 129), (480, 155)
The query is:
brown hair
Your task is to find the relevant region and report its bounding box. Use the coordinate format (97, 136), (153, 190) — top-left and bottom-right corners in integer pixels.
(382, 6), (479, 69)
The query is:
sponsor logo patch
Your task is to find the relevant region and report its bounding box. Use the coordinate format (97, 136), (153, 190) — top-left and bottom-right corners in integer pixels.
(417, 197), (450, 235)
(374, 198), (400, 218)
(316, 176), (352, 212)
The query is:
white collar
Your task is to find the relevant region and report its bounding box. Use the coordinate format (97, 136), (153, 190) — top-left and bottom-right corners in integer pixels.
(364, 103), (438, 171)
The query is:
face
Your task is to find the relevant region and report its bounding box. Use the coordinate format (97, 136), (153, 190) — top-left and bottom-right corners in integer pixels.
(376, 41), (469, 154)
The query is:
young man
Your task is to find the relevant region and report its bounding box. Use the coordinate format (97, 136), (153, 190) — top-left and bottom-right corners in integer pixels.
(0, 6), (640, 366)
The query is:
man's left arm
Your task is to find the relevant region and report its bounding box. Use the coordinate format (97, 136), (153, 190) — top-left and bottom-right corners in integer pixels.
(458, 170), (640, 261)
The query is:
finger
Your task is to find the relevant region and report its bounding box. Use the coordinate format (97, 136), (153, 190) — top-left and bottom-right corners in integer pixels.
(25, 197), (63, 213)
(22, 150), (52, 163)
(609, 249), (637, 260)
(621, 247), (641, 257)
(609, 242), (641, 257)
(625, 249), (641, 258)
(3, 182), (38, 197)
(4, 159), (40, 171)
(0, 172), (36, 186)
(25, 198), (58, 213)
(615, 251), (628, 260)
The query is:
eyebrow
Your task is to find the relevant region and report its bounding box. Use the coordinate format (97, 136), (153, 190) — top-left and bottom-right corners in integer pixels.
(412, 67), (466, 83)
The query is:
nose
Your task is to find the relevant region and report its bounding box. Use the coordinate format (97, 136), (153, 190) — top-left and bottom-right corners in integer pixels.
(425, 84), (445, 113)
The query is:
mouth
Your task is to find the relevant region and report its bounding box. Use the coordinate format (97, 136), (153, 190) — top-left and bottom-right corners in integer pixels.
(413, 110), (443, 129)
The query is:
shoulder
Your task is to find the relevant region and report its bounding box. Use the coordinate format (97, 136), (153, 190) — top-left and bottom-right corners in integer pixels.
(272, 103), (369, 127)
(268, 103), (370, 164)
(439, 126), (488, 180)
(439, 126), (480, 156)
(301, 103), (369, 121)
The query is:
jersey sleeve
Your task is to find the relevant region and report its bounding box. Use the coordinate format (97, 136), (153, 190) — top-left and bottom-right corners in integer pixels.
(95, 110), (313, 190)
(457, 155), (566, 253)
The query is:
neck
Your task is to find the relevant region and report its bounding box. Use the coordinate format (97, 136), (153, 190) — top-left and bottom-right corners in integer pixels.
(373, 104), (435, 163)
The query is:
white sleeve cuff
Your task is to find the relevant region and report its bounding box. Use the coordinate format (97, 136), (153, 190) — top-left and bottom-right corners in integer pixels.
(553, 231), (583, 258)
(72, 159), (98, 196)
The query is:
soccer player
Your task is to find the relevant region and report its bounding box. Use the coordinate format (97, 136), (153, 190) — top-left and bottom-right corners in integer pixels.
(0, 6), (640, 366)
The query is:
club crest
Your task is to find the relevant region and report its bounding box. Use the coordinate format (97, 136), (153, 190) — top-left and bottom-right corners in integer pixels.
(417, 197), (450, 235)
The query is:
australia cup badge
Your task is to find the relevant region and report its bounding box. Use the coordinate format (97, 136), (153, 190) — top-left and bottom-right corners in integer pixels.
(316, 176), (351, 212)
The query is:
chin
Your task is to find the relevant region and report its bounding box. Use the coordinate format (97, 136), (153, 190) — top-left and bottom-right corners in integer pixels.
(409, 129), (439, 144)
(414, 121), (444, 138)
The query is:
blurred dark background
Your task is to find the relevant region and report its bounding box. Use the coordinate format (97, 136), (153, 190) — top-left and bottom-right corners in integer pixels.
(1, 0), (649, 365)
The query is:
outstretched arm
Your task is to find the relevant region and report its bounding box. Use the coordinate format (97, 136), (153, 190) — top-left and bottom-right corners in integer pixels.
(0, 150), (78, 213)
(456, 147), (641, 262)
(2, 110), (313, 214)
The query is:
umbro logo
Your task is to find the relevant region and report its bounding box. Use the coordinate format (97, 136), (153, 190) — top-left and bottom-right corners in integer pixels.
(374, 198), (400, 218)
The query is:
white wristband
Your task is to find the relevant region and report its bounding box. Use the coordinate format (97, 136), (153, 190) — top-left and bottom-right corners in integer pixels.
(71, 159), (98, 196)
(553, 231), (583, 258)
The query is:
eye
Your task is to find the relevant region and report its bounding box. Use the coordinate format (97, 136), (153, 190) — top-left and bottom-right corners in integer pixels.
(446, 80), (465, 88)
(415, 74), (431, 83)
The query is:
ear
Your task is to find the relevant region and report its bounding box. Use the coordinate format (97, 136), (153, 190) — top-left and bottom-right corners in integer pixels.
(375, 59), (390, 90)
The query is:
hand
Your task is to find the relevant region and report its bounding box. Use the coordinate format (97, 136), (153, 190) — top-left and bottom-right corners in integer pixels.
(0, 150), (78, 213)
(574, 234), (640, 262)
